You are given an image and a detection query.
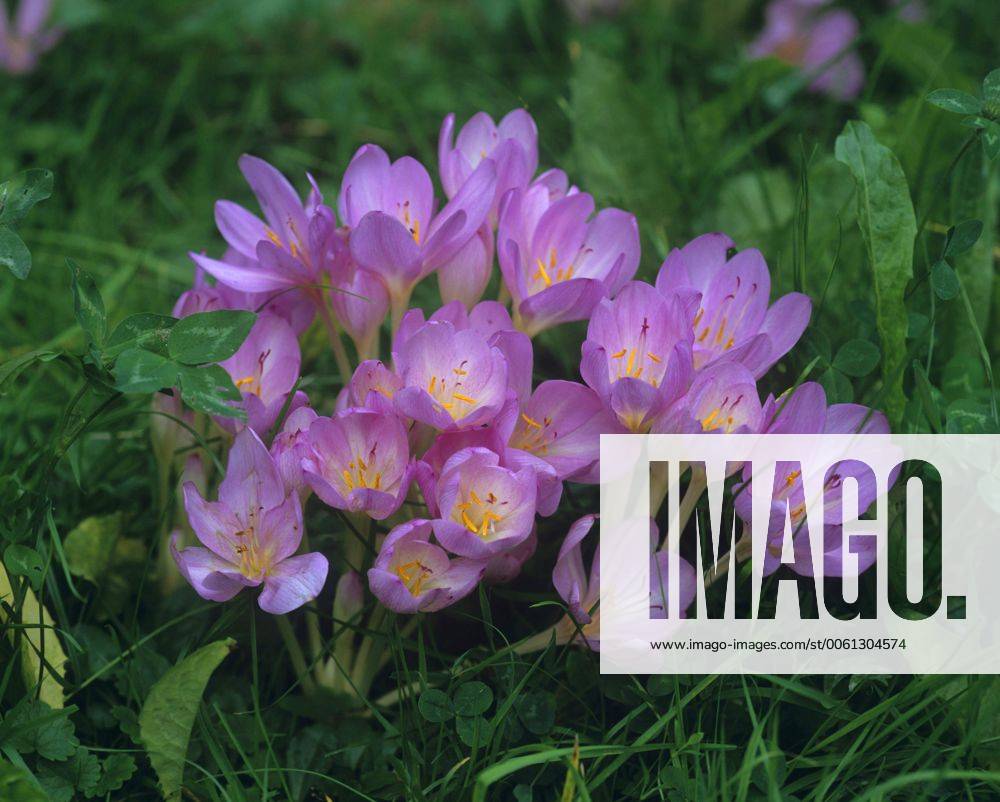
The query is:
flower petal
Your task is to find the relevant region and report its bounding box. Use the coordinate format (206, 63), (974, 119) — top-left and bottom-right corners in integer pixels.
(257, 552), (329, 614)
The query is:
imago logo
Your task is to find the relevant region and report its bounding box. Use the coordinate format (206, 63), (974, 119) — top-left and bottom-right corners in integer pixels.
(599, 434), (1000, 674)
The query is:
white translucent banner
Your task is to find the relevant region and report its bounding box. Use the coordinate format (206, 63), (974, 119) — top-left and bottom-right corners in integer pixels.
(599, 434), (1000, 674)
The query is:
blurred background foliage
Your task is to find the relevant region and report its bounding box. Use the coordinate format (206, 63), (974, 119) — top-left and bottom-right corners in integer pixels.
(1, 0), (999, 799)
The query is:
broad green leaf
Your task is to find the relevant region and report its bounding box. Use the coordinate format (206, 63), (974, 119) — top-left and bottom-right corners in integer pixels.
(104, 313), (177, 359)
(0, 565), (68, 709)
(516, 691), (556, 735)
(0, 169), (53, 225)
(3, 544), (44, 591)
(0, 699), (77, 759)
(418, 689), (454, 723)
(66, 259), (107, 346)
(820, 366), (853, 404)
(64, 514), (123, 584)
(0, 349), (59, 394)
(177, 364), (245, 418)
(113, 348), (179, 394)
(453, 682), (494, 717)
(832, 339), (880, 377)
(930, 260), (960, 300)
(94, 754), (137, 795)
(984, 121), (1000, 163)
(834, 120), (916, 426)
(139, 638), (235, 802)
(925, 89), (981, 115)
(984, 68), (1000, 108)
(0, 225), (31, 278)
(944, 219), (984, 257)
(167, 309), (255, 365)
(456, 714), (495, 748)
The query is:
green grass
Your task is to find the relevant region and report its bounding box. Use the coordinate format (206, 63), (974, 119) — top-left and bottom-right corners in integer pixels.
(1, 0), (999, 799)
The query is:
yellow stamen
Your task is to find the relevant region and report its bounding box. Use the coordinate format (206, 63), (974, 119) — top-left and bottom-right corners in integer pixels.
(234, 375), (256, 389)
(625, 349), (636, 376)
(647, 351), (662, 363)
(266, 229), (282, 247)
(469, 490), (484, 505)
(701, 407), (721, 431)
(462, 510), (479, 533)
(452, 392), (477, 404)
(428, 376), (437, 394)
(411, 218), (421, 244)
(521, 413), (542, 429)
(611, 348), (627, 359)
(534, 258), (553, 287)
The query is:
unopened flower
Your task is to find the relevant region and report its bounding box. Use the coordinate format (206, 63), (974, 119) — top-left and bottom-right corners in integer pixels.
(438, 109), (538, 219)
(368, 519), (485, 613)
(172, 428), (328, 614)
(656, 233), (811, 377)
(437, 224), (495, 310)
(748, 0), (864, 102)
(191, 155), (335, 293)
(270, 405), (318, 498)
(431, 447), (537, 559)
(217, 314), (302, 436)
(0, 0), (62, 74)
(340, 144), (496, 318)
(330, 267), (390, 361)
(498, 187), (639, 335)
(581, 281), (693, 432)
(346, 359), (402, 414)
(392, 319), (510, 432)
(303, 409), (413, 520)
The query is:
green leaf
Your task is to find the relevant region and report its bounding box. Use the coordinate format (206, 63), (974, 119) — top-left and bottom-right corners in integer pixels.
(113, 348), (179, 394)
(104, 313), (177, 359)
(984, 68), (1000, 108)
(3, 544), (45, 591)
(177, 364), (245, 418)
(94, 754), (136, 795)
(66, 260), (107, 347)
(834, 120), (916, 426)
(453, 682), (494, 717)
(930, 260), (960, 300)
(515, 691), (556, 736)
(456, 714), (495, 748)
(167, 309), (256, 365)
(0, 760), (47, 802)
(0, 169), (53, 225)
(820, 367), (853, 404)
(139, 638), (235, 802)
(418, 689), (454, 723)
(0, 699), (78, 760)
(832, 339), (880, 377)
(0, 349), (59, 395)
(925, 89), (982, 115)
(0, 225), (31, 278)
(64, 514), (123, 584)
(944, 219), (984, 257)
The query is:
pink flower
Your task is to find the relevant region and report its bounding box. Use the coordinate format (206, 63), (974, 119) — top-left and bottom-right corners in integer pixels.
(172, 428), (328, 614)
(303, 409), (414, 520)
(339, 144), (496, 317)
(216, 314), (302, 436)
(581, 281), (694, 433)
(191, 155), (336, 294)
(329, 267), (390, 361)
(437, 223), (495, 310)
(655, 233), (811, 378)
(368, 520), (485, 614)
(269, 405), (318, 499)
(438, 109), (539, 220)
(498, 186), (640, 336)
(0, 0), (62, 75)
(748, 0), (864, 102)
(430, 447), (537, 560)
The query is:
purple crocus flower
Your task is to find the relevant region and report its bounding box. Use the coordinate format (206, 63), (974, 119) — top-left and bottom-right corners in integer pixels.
(329, 267), (390, 361)
(733, 382), (889, 577)
(392, 319), (510, 432)
(551, 516), (697, 651)
(172, 428), (328, 614)
(431, 447), (537, 559)
(270, 405), (318, 499)
(660, 361), (764, 434)
(748, 0), (864, 102)
(394, 299), (517, 352)
(509, 380), (622, 482)
(216, 314), (302, 436)
(0, 0), (62, 74)
(655, 233), (812, 378)
(190, 155), (336, 294)
(345, 359), (403, 414)
(368, 519), (485, 614)
(438, 109), (538, 219)
(580, 281), (694, 433)
(498, 186), (640, 336)
(303, 409), (414, 520)
(339, 144), (496, 321)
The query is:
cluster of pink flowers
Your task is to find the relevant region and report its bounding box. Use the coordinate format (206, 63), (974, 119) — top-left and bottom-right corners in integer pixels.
(167, 108), (886, 648)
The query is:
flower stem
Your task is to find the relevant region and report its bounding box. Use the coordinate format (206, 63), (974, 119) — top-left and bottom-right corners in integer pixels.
(315, 294), (354, 382)
(275, 615), (316, 696)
